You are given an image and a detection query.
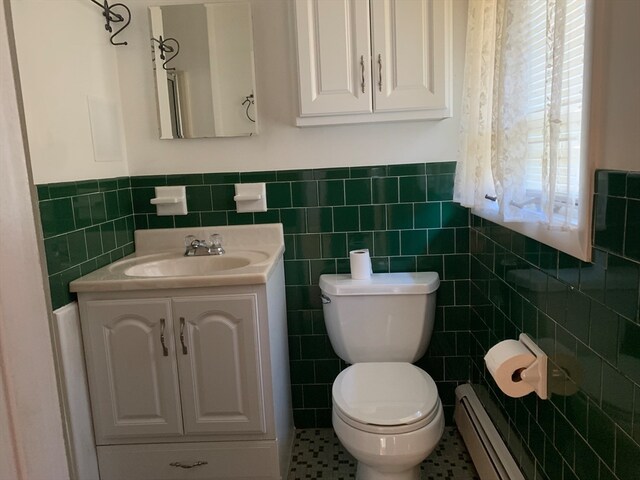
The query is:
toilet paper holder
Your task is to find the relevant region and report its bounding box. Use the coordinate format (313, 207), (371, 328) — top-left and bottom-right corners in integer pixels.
(515, 334), (548, 400)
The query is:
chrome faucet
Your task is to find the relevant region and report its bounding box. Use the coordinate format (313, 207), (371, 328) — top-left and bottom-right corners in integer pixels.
(184, 234), (225, 256)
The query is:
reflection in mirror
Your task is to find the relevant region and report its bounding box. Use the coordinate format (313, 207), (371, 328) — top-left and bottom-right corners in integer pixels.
(149, 2), (258, 139)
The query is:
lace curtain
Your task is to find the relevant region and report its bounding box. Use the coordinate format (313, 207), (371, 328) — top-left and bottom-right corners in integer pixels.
(454, 0), (585, 229)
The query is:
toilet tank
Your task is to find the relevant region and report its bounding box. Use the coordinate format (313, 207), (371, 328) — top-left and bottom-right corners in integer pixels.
(319, 272), (439, 364)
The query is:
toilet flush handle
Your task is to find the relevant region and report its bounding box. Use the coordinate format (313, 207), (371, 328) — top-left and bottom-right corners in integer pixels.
(320, 293), (331, 304)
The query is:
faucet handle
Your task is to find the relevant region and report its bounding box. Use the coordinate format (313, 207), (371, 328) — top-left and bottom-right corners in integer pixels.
(184, 234), (197, 247)
(209, 233), (223, 248)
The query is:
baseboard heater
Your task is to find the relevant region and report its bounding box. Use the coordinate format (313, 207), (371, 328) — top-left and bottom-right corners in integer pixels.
(454, 384), (525, 480)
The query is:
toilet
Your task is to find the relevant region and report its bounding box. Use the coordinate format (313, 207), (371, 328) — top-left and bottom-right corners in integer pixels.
(319, 272), (444, 480)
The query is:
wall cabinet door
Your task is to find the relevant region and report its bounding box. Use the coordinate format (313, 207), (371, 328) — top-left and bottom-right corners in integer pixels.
(371, 0), (450, 112)
(295, 0), (372, 115)
(172, 295), (265, 435)
(83, 299), (183, 441)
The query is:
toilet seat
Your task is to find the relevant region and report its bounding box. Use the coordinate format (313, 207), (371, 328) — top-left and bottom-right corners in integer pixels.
(332, 363), (440, 435)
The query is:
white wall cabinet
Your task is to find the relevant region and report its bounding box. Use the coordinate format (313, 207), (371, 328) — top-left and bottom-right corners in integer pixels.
(294, 0), (452, 126)
(77, 262), (292, 479)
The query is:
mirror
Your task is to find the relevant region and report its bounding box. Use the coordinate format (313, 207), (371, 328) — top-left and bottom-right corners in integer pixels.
(149, 2), (258, 139)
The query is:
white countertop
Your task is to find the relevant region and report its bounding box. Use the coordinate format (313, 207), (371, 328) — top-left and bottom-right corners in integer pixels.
(70, 224), (285, 293)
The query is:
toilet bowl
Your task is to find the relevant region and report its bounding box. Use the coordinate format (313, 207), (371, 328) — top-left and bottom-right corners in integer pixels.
(331, 362), (444, 480)
(319, 273), (443, 480)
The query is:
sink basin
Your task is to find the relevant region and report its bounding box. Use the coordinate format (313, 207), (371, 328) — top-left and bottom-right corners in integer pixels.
(109, 250), (271, 278)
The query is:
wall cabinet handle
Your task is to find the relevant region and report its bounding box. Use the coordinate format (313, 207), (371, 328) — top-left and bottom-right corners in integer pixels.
(160, 318), (168, 357)
(179, 317), (187, 354)
(360, 55), (365, 93)
(377, 54), (382, 92)
(169, 461), (208, 469)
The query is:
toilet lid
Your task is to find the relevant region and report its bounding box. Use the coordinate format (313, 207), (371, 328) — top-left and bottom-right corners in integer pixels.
(332, 363), (439, 426)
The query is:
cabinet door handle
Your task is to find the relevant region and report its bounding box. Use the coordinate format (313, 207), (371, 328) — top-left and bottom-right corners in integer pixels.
(377, 54), (382, 92)
(360, 55), (365, 93)
(179, 317), (187, 354)
(160, 318), (168, 357)
(169, 461), (208, 469)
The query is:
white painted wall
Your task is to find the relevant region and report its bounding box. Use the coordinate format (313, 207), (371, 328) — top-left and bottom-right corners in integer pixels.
(10, 0), (129, 184)
(117, 0), (468, 176)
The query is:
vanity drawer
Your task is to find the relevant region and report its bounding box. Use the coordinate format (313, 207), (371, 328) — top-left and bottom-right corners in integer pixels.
(97, 441), (280, 480)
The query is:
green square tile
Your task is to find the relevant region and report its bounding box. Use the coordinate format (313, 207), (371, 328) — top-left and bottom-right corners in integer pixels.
(573, 433), (598, 480)
(389, 163), (425, 176)
(287, 311), (313, 335)
(48, 274), (70, 310)
(350, 165), (387, 178)
(66, 230), (88, 266)
(588, 402), (615, 468)
(104, 191), (120, 220)
(75, 180), (100, 195)
(110, 247), (125, 263)
(303, 384), (330, 408)
(360, 205), (386, 231)
(456, 227), (470, 254)
(414, 203), (441, 228)
(371, 257), (389, 273)
(441, 202), (469, 227)
(134, 214), (149, 230)
(240, 171), (277, 183)
(605, 254), (639, 319)
(400, 230), (427, 255)
(387, 204), (413, 230)
(626, 173), (640, 199)
(544, 442), (564, 480)
(444, 254), (470, 280)
(44, 235), (71, 275)
(416, 255), (443, 277)
(211, 184), (236, 211)
(72, 196), (92, 229)
(427, 174), (454, 201)
(307, 207), (333, 233)
(601, 363), (633, 432)
(428, 228), (455, 254)
(313, 168), (350, 180)
(36, 184), (50, 201)
(98, 178), (118, 192)
(116, 177), (131, 189)
(372, 177), (398, 204)
(40, 198), (75, 237)
(254, 210), (280, 224)
(48, 181), (77, 199)
(117, 189), (133, 216)
(100, 222), (116, 252)
(290, 359), (315, 384)
(347, 232), (374, 252)
(615, 427), (639, 480)
(624, 199), (640, 261)
(226, 212), (254, 225)
(633, 384), (640, 444)
(291, 181), (318, 207)
(85, 226), (103, 258)
(444, 357), (469, 381)
(314, 359), (340, 383)
(345, 179), (372, 205)
(425, 162), (456, 175)
(266, 182), (292, 208)
(131, 175), (167, 188)
(333, 206), (359, 232)
(277, 169), (314, 181)
(310, 259), (336, 283)
(185, 185), (212, 212)
(296, 234), (321, 259)
(79, 258), (98, 277)
(131, 187), (156, 214)
(284, 235), (295, 260)
(166, 174), (204, 186)
(148, 215), (174, 229)
(399, 176), (426, 203)
(595, 170), (627, 196)
(618, 319), (640, 385)
(113, 218), (130, 247)
(594, 195), (626, 254)
(280, 208), (306, 234)
(553, 410), (575, 464)
(203, 172), (240, 184)
(174, 213), (202, 228)
(318, 180), (345, 206)
(389, 256), (416, 272)
(321, 233), (347, 258)
(300, 335), (334, 359)
(200, 211), (227, 226)
(292, 409), (316, 428)
(284, 260), (310, 285)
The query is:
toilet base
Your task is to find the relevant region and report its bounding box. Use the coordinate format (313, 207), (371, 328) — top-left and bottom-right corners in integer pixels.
(356, 463), (420, 480)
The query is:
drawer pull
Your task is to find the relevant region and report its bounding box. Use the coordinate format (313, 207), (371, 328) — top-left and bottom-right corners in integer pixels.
(169, 460), (208, 469)
(160, 318), (168, 357)
(179, 317), (188, 354)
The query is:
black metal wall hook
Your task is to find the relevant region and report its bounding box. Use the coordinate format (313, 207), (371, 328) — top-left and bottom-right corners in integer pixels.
(90, 0), (130, 46)
(152, 36), (180, 71)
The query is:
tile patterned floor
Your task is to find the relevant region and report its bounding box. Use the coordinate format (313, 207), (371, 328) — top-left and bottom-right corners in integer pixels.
(287, 426), (480, 480)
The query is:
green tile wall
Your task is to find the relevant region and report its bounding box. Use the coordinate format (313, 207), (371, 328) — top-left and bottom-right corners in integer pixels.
(469, 170), (640, 480)
(129, 162), (472, 427)
(37, 177), (135, 309)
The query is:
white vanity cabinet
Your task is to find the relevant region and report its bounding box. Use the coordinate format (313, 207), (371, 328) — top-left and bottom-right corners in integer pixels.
(76, 263), (292, 479)
(294, 0), (452, 126)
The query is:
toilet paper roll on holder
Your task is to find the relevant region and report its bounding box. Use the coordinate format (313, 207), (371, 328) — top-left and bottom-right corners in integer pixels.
(514, 334), (548, 400)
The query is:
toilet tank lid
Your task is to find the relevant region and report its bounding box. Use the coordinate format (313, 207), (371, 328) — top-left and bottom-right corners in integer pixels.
(319, 272), (439, 296)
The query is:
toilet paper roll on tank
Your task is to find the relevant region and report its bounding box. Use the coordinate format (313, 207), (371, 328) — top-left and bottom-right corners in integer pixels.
(484, 334), (548, 399)
(349, 249), (372, 279)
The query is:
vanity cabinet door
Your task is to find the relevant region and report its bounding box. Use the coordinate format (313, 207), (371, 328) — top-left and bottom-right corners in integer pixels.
(295, 0), (372, 116)
(83, 299), (184, 442)
(172, 295), (266, 435)
(370, 0), (450, 112)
